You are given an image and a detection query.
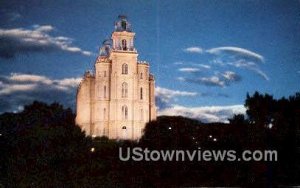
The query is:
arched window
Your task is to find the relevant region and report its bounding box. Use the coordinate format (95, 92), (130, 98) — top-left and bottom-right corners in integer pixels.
(122, 39), (127, 50)
(140, 109), (144, 121)
(140, 73), (143, 79)
(122, 64), (128, 74)
(122, 126), (126, 129)
(97, 85), (100, 97)
(121, 20), (127, 30)
(140, 87), (143, 100)
(104, 86), (106, 98)
(122, 105), (128, 120)
(103, 108), (106, 120)
(125, 106), (128, 119)
(122, 82), (128, 98)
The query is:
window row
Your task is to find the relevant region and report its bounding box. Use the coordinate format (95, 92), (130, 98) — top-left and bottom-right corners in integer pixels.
(122, 83), (143, 100)
(100, 107), (146, 121)
(98, 84), (143, 99)
(121, 106), (146, 121)
(97, 71), (107, 77)
(122, 64), (128, 74)
(122, 105), (128, 120)
(121, 64), (148, 79)
(114, 39), (134, 51)
(98, 85), (108, 98)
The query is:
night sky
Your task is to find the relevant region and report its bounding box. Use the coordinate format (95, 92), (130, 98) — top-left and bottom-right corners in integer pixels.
(1, 0), (300, 122)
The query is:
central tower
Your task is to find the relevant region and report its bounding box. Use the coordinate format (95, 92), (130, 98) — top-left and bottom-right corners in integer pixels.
(76, 16), (156, 140)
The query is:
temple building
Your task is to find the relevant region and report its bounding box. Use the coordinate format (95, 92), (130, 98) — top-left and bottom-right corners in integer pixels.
(75, 16), (156, 140)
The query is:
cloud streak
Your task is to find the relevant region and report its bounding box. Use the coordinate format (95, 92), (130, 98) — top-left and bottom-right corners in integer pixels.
(179, 46), (267, 86)
(178, 71), (241, 88)
(0, 25), (92, 58)
(155, 87), (198, 109)
(206, 46), (264, 62)
(0, 73), (81, 113)
(178, 67), (200, 73)
(194, 64), (211, 69)
(227, 60), (269, 80)
(208, 46), (268, 80)
(183, 47), (203, 53)
(158, 104), (246, 123)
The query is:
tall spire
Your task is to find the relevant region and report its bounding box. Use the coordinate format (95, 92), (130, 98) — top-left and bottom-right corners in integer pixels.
(112, 16), (136, 52)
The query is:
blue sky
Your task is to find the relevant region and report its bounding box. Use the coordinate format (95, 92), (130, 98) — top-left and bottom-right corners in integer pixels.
(1, 0), (300, 122)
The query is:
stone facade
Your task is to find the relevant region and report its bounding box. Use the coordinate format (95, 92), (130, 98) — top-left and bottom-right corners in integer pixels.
(76, 16), (156, 140)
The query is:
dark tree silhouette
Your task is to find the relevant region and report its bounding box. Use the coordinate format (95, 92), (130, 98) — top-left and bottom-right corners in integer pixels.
(0, 101), (93, 187)
(0, 92), (299, 187)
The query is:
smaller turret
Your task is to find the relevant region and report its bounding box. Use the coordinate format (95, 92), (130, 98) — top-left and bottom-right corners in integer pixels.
(99, 39), (112, 57)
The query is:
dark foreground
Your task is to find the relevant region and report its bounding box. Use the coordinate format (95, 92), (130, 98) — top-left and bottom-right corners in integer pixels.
(0, 92), (299, 187)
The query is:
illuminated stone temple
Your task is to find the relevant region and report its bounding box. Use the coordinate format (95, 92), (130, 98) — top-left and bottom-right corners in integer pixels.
(76, 16), (156, 140)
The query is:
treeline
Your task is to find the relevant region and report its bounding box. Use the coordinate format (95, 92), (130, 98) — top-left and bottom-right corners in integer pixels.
(0, 92), (299, 187)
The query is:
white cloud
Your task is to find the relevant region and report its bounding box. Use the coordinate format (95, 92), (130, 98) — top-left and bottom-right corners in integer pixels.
(199, 76), (225, 87)
(180, 46), (267, 85)
(205, 46), (268, 81)
(228, 60), (269, 81)
(178, 67), (200, 73)
(252, 68), (269, 81)
(178, 70), (241, 88)
(155, 86), (197, 103)
(155, 87), (197, 109)
(0, 25), (93, 58)
(0, 84), (37, 95)
(158, 104), (246, 123)
(58, 78), (82, 87)
(34, 25), (54, 32)
(5, 73), (81, 90)
(195, 64), (211, 69)
(0, 73), (82, 113)
(82, 51), (92, 56)
(177, 77), (186, 82)
(174, 61), (183, 65)
(9, 73), (53, 84)
(206, 46), (264, 62)
(222, 71), (235, 80)
(221, 71), (241, 81)
(183, 47), (203, 53)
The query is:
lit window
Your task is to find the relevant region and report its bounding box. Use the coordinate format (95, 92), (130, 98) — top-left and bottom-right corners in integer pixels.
(103, 108), (106, 120)
(122, 39), (127, 50)
(121, 21), (127, 30)
(122, 64), (128, 74)
(122, 105), (128, 120)
(140, 87), (143, 100)
(122, 82), (128, 98)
